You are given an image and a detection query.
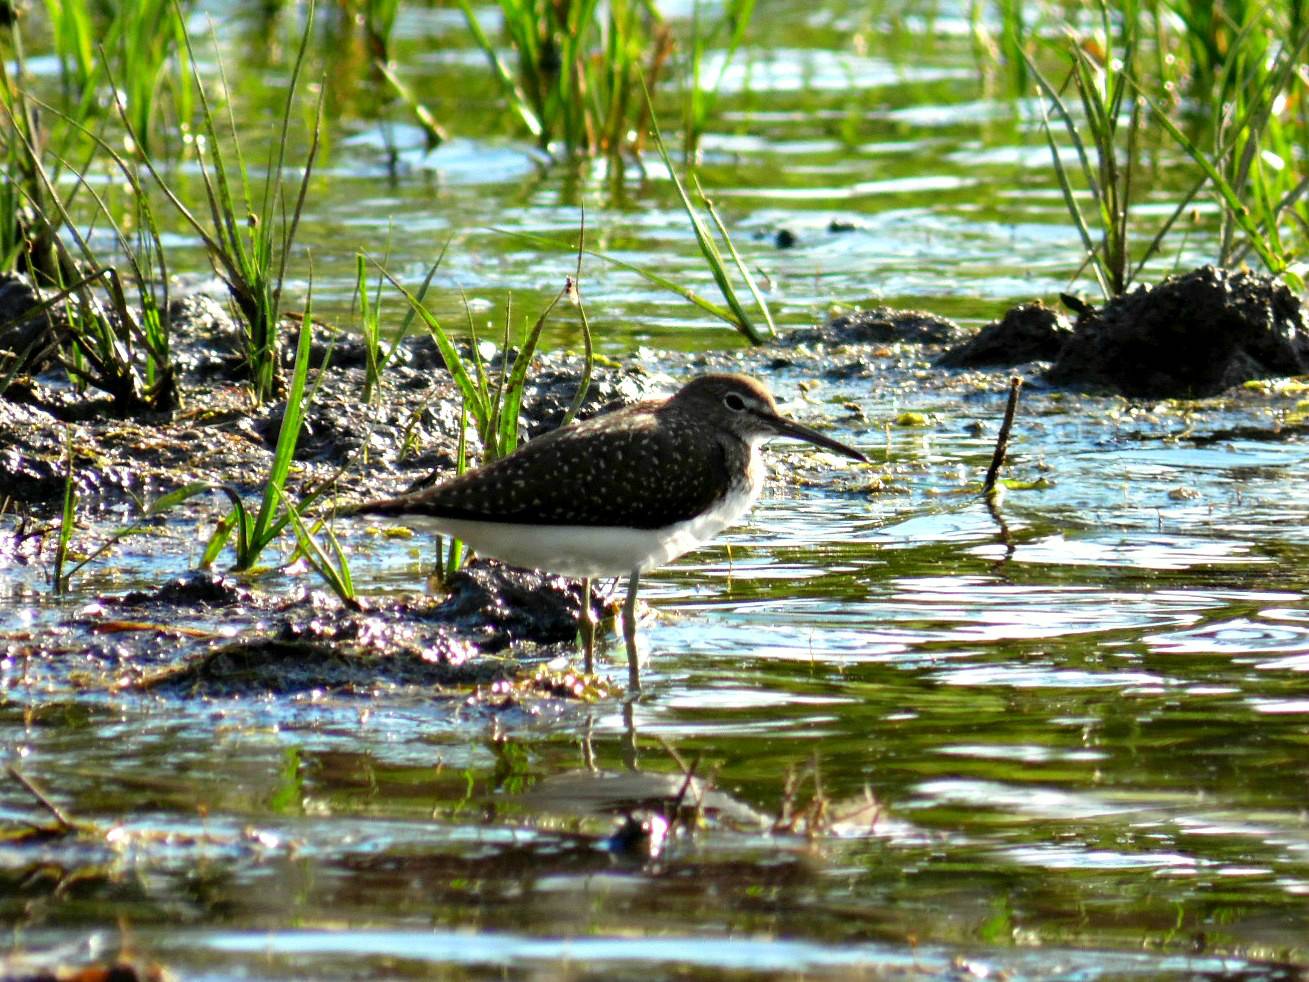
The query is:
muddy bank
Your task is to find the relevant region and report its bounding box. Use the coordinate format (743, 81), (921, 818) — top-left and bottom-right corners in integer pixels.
(1, 565), (613, 698)
(0, 280), (662, 513)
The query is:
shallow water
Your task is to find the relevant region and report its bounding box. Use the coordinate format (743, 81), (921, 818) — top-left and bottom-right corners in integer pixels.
(4, 0), (1309, 978)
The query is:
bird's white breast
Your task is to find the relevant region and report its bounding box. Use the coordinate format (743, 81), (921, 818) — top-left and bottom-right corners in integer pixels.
(401, 458), (765, 579)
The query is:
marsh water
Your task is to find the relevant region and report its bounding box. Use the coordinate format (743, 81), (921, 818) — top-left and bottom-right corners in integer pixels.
(4, 1), (1309, 978)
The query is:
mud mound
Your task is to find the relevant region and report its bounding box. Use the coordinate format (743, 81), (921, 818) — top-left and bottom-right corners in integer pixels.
(1047, 266), (1308, 398)
(791, 307), (964, 347)
(938, 301), (1072, 368)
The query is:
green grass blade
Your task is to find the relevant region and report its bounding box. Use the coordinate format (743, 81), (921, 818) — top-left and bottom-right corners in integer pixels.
(644, 83), (765, 344)
(1025, 53), (1110, 297)
(455, 0), (544, 138)
(280, 489), (358, 606)
(497, 289), (564, 455)
(244, 289), (316, 566)
(699, 177), (776, 338)
(493, 228), (740, 324)
(560, 215), (594, 428)
(63, 481), (223, 581)
(374, 59), (448, 147)
(458, 286), (492, 409)
(443, 397), (470, 575)
(200, 510), (238, 569)
(1135, 85), (1285, 277)
(52, 427), (76, 594)
(371, 257), (490, 426)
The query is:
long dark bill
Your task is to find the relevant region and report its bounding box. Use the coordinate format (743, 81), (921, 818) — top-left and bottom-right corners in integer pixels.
(767, 413), (867, 462)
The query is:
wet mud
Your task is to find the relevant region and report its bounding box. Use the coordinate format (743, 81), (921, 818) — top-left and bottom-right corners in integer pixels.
(937, 300), (1073, 368)
(936, 265), (1308, 396)
(1048, 265), (1308, 397)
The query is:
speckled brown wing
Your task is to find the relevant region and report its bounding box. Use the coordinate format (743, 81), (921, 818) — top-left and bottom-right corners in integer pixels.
(359, 402), (736, 530)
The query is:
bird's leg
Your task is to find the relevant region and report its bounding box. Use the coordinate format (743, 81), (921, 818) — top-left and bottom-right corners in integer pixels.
(623, 569), (641, 691)
(582, 714), (597, 772)
(621, 700), (638, 771)
(580, 576), (595, 675)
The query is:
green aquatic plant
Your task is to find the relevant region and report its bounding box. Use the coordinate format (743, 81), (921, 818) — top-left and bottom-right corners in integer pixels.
(356, 252), (389, 406)
(101, 0), (192, 156)
(356, 244), (444, 406)
(38, 0), (192, 155)
(457, 0), (758, 158)
(60, 292), (349, 597)
(1030, 0), (1308, 295)
(1025, 8), (1158, 299)
(40, 0), (95, 99)
(681, 0), (756, 159)
(57, 265), (159, 411)
(283, 489), (359, 607)
(1149, 4), (1309, 285)
(498, 103), (773, 346)
(0, 144), (165, 412)
(0, 33), (68, 284)
(0, 9), (176, 416)
(369, 231), (594, 574)
(3, 82), (179, 410)
(360, 0), (401, 63)
(373, 59), (448, 150)
(0, 81), (23, 275)
(375, 257), (590, 466)
(456, 0), (672, 155)
(203, 297), (319, 572)
(78, 281), (322, 574)
(124, 0), (323, 404)
(51, 426), (76, 595)
(988, 0), (1031, 92)
(432, 396), (470, 581)
(508, 101), (774, 344)
(648, 90), (774, 345)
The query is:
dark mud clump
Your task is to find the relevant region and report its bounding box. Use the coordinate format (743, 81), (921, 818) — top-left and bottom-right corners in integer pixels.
(1047, 265), (1309, 398)
(938, 300), (1072, 368)
(792, 306), (965, 348)
(428, 562), (603, 651)
(94, 565), (599, 697)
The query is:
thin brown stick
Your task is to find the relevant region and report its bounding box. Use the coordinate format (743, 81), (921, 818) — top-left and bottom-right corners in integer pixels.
(7, 765), (74, 830)
(983, 377), (1023, 497)
(668, 754), (702, 820)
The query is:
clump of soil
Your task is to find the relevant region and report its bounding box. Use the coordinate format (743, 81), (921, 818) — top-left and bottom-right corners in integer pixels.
(791, 306), (965, 347)
(938, 301), (1072, 368)
(1047, 266), (1308, 398)
(933, 266), (1308, 398)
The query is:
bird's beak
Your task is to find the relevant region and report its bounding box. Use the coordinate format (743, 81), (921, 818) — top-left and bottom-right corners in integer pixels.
(767, 412), (866, 462)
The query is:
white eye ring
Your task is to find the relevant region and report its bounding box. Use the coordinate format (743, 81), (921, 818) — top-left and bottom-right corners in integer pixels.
(723, 393), (747, 412)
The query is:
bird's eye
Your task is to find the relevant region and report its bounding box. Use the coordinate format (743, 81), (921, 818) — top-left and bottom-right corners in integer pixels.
(723, 393), (747, 412)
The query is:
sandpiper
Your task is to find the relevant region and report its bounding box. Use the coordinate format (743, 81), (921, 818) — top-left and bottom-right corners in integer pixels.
(351, 373), (865, 688)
